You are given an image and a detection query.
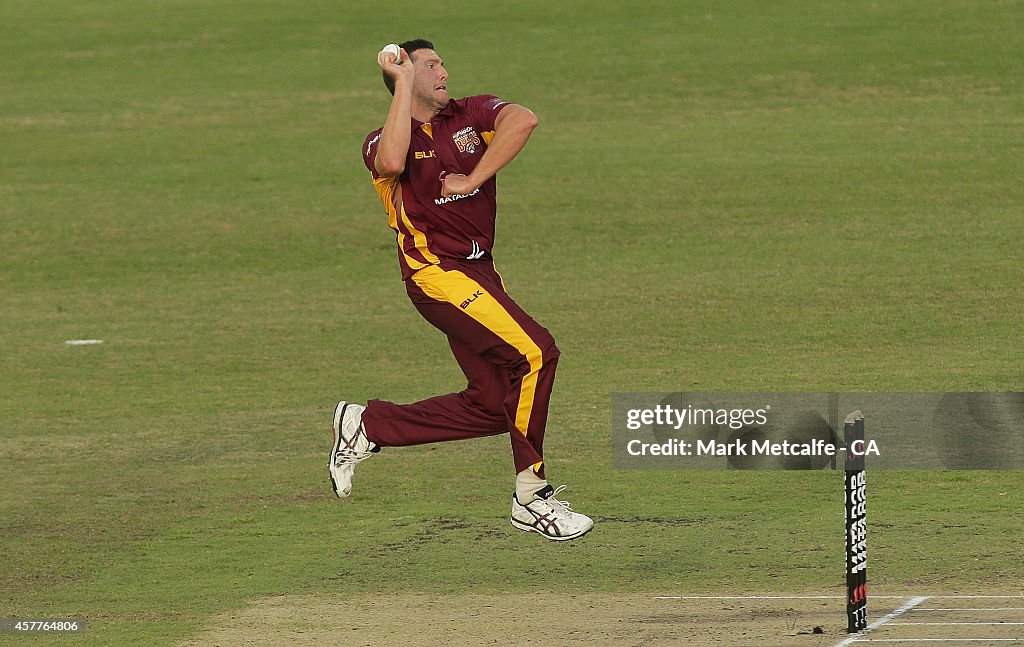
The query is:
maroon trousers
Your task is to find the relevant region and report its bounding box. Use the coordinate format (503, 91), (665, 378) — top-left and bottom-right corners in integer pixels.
(361, 261), (559, 478)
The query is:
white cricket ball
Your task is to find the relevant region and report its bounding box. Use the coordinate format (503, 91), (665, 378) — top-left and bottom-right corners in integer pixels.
(381, 43), (401, 64)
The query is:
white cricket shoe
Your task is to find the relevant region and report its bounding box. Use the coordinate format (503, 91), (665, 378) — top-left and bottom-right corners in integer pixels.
(328, 401), (377, 498)
(510, 484), (594, 541)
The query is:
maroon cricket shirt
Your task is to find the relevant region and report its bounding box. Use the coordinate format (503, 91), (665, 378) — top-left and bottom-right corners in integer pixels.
(363, 94), (510, 280)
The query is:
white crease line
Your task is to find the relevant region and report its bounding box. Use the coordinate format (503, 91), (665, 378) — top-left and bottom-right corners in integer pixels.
(654, 596), (1024, 601)
(655, 595), (910, 600)
(891, 622), (1024, 626)
(833, 596), (933, 647)
(916, 608), (1024, 612)
(928, 596), (1024, 599)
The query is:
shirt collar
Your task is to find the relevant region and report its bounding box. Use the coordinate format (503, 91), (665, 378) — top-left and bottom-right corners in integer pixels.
(434, 99), (454, 118)
(412, 100), (454, 129)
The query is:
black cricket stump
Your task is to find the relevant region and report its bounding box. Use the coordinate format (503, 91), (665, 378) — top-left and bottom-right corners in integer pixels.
(845, 410), (868, 633)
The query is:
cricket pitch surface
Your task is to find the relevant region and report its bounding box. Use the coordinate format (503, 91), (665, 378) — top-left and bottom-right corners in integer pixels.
(179, 591), (1024, 646)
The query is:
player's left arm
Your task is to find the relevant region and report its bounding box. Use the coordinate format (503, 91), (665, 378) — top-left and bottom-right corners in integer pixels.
(440, 104), (537, 198)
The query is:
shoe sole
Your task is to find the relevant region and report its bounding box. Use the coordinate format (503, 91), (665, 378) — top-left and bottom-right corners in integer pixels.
(510, 517), (594, 541)
(328, 401), (350, 498)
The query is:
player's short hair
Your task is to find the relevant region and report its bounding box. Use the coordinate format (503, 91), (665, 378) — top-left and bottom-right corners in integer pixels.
(383, 39), (435, 95)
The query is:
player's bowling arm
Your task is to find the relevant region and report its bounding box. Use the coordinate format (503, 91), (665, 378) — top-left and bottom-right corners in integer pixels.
(375, 75), (414, 177)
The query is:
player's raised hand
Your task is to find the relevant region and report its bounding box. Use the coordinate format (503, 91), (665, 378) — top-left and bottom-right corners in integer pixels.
(378, 44), (411, 79)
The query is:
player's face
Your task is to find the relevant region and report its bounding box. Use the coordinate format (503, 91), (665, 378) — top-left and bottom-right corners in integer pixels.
(410, 49), (448, 112)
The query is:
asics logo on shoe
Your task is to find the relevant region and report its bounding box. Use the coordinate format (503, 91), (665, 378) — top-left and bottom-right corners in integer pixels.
(510, 485), (594, 541)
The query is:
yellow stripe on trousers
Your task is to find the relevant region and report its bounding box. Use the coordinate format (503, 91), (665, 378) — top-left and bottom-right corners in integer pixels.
(411, 265), (542, 438)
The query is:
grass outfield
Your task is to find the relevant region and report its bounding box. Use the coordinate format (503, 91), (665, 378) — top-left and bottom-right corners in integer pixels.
(2, 1), (1022, 644)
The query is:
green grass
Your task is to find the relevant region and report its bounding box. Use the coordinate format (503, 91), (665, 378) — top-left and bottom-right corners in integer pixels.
(2, 0), (1022, 644)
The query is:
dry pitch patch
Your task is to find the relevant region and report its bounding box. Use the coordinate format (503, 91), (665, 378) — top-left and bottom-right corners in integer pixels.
(182, 591), (1024, 646)
(182, 593), (854, 647)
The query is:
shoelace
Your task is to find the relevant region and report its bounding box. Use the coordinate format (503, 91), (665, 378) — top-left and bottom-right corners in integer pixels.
(541, 485), (576, 519)
(334, 447), (372, 465)
(335, 426), (374, 465)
